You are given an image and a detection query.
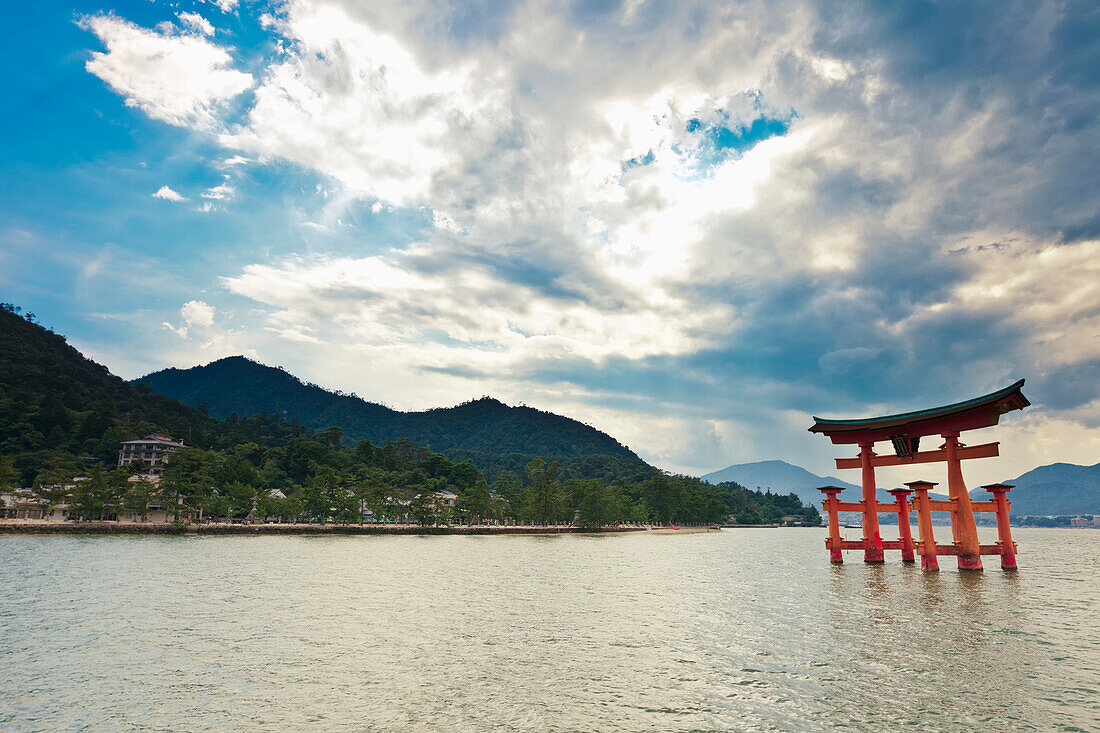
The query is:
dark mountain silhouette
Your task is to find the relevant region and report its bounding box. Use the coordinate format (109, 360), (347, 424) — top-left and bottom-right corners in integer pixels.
(136, 356), (650, 475)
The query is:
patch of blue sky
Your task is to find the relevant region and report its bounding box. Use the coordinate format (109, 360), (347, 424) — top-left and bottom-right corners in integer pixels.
(617, 108), (797, 181)
(621, 148), (656, 172)
(682, 110), (797, 172)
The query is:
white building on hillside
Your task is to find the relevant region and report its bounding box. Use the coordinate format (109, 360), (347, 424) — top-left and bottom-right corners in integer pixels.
(117, 433), (184, 475)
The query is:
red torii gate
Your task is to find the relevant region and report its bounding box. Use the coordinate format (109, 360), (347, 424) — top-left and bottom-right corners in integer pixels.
(809, 380), (1029, 571)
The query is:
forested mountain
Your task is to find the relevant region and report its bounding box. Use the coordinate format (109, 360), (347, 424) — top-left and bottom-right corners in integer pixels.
(138, 356), (645, 470)
(0, 302), (820, 526)
(0, 303), (313, 485)
(448, 450), (658, 485)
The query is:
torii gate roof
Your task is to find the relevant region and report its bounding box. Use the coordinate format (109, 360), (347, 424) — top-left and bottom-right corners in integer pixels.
(809, 379), (1029, 445)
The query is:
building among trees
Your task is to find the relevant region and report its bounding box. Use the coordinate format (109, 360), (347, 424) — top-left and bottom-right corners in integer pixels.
(117, 434), (183, 475)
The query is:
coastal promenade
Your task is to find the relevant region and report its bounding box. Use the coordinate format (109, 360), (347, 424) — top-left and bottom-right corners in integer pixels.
(0, 520), (718, 536)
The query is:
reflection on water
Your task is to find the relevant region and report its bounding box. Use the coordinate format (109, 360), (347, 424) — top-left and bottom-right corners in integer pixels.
(0, 528), (1097, 731)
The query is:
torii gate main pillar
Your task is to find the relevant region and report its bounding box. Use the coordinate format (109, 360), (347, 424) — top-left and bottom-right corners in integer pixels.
(944, 432), (982, 570)
(859, 442), (884, 563)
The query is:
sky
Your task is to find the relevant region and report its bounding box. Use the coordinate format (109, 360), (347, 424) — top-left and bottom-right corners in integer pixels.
(2, 0), (1098, 486)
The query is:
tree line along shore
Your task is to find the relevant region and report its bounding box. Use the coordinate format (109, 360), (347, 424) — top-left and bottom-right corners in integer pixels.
(0, 427), (819, 530)
(0, 520), (682, 535)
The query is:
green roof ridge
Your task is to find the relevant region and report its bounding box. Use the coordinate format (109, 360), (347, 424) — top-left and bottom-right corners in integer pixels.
(811, 379), (1027, 428)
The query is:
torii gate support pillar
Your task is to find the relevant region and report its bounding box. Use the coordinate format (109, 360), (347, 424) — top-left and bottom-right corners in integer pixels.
(983, 484), (1017, 570)
(819, 487), (844, 564)
(859, 442), (884, 563)
(908, 481), (939, 571)
(889, 488), (916, 562)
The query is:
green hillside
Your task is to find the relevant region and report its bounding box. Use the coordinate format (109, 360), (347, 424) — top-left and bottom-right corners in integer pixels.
(0, 303), (305, 484)
(138, 356), (646, 469)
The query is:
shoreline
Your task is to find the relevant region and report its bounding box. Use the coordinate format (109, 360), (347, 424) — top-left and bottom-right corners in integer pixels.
(0, 520), (725, 536)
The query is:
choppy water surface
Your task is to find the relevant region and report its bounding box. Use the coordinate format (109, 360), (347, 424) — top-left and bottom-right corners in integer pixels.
(1, 527), (1097, 731)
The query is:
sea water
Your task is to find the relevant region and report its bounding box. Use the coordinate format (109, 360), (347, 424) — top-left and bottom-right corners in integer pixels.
(1, 527), (1097, 731)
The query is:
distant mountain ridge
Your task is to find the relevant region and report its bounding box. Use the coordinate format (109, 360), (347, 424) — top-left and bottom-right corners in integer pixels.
(137, 357), (648, 474)
(702, 459), (959, 509)
(972, 462), (1100, 515)
(705, 458), (1100, 516)
(701, 460), (862, 507)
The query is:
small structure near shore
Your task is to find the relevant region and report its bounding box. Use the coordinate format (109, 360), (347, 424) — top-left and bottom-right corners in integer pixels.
(809, 380), (1029, 571)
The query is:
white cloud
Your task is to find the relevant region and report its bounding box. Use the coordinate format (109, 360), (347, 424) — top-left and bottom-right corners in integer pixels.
(164, 299), (217, 341)
(222, 253), (730, 369)
(81, 14), (252, 128)
(819, 347), (884, 375)
(205, 0), (238, 13)
(181, 299), (216, 328)
(952, 238), (1100, 369)
(162, 321), (189, 339)
(152, 185), (187, 202)
(177, 12), (214, 36)
(888, 236), (1100, 378)
(155, 299), (256, 368)
(196, 3), (820, 364)
(201, 180), (236, 200)
(218, 3), (494, 206)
